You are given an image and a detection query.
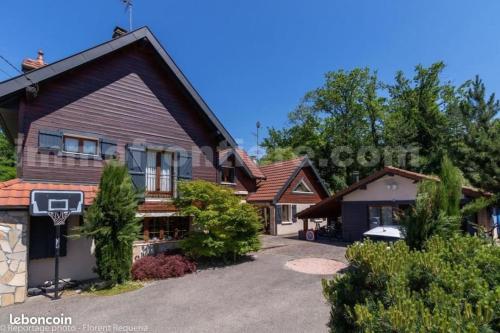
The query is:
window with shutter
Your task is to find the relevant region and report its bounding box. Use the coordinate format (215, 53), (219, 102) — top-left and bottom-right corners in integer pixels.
(62, 135), (98, 156)
(280, 205), (291, 223)
(145, 150), (174, 195)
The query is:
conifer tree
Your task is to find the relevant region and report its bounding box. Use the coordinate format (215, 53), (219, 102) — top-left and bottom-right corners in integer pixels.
(0, 131), (15, 181)
(80, 162), (141, 284)
(401, 156), (462, 249)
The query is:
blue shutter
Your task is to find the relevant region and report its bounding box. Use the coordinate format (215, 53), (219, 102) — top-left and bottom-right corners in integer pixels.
(101, 138), (117, 160)
(292, 205), (297, 222)
(126, 145), (146, 195)
(177, 151), (193, 180)
(38, 130), (62, 151)
(275, 205), (282, 224)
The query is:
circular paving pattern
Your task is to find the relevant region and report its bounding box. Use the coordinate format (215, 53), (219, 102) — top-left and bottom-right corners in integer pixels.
(285, 258), (347, 275)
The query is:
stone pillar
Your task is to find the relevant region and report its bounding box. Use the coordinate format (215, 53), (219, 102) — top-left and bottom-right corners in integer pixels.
(0, 211), (28, 307)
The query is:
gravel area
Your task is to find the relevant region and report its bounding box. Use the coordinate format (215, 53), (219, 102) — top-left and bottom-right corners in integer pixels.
(285, 258), (347, 275)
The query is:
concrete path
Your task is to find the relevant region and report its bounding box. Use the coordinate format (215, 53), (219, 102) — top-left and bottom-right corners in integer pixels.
(0, 236), (347, 333)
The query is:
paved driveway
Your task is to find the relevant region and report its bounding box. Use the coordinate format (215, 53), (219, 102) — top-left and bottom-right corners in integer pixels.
(0, 236), (347, 333)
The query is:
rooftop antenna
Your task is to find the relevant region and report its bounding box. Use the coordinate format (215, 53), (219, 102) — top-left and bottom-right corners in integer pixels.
(256, 121), (261, 157)
(123, 0), (133, 30)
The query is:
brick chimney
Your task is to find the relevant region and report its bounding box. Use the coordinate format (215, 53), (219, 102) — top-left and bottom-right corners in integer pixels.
(21, 50), (47, 72)
(112, 26), (128, 38)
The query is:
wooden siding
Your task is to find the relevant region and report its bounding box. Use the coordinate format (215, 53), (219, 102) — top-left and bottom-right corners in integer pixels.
(342, 200), (414, 242)
(19, 45), (224, 183)
(278, 167), (327, 204)
(341, 202), (369, 242)
(234, 168), (257, 192)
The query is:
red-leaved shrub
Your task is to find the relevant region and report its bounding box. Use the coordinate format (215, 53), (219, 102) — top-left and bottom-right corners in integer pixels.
(131, 254), (196, 281)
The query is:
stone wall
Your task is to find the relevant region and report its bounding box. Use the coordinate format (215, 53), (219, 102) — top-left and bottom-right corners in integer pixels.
(132, 240), (180, 262)
(0, 211), (28, 307)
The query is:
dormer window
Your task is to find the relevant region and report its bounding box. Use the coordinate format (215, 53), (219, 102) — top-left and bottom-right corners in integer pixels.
(293, 179), (313, 194)
(220, 156), (236, 184)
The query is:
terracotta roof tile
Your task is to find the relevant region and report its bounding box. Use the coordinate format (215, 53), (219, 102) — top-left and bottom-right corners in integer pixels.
(235, 148), (266, 179)
(0, 179), (98, 207)
(247, 157), (305, 202)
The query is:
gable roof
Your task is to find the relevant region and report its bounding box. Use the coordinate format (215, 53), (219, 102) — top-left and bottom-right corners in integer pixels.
(247, 156), (330, 203)
(297, 166), (493, 219)
(0, 26), (237, 148)
(219, 148), (266, 179)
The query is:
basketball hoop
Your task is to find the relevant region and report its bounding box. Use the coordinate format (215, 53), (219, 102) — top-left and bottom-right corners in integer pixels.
(30, 190), (84, 300)
(48, 210), (72, 226)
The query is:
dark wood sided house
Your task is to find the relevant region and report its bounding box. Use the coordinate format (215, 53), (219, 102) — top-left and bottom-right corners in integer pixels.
(0, 27), (330, 306)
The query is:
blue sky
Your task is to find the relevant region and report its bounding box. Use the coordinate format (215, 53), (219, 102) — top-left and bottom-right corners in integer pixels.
(1, 0), (499, 154)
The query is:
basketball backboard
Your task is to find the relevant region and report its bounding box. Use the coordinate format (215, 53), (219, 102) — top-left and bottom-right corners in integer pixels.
(30, 190), (84, 216)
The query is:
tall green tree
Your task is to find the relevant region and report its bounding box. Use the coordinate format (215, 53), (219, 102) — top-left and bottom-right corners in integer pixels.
(448, 76), (500, 193)
(262, 68), (385, 191)
(385, 62), (452, 173)
(259, 147), (297, 165)
(0, 131), (16, 181)
(79, 162), (141, 284)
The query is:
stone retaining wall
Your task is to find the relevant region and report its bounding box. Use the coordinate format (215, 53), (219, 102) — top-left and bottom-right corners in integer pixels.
(0, 211), (28, 307)
(132, 240), (180, 262)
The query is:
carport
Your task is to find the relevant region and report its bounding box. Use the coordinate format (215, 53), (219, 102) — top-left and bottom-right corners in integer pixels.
(297, 198), (342, 231)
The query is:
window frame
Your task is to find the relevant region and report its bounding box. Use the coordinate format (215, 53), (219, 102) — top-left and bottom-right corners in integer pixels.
(62, 134), (99, 157)
(142, 217), (190, 242)
(280, 204), (292, 224)
(292, 178), (314, 194)
(220, 156), (236, 185)
(145, 150), (175, 196)
(368, 205), (396, 227)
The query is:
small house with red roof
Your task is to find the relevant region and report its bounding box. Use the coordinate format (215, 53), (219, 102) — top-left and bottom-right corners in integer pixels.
(218, 151), (330, 235)
(297, 166), (495, 242)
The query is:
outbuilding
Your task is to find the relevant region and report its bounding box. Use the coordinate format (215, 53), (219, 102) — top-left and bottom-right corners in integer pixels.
(297, 166), (497, 242)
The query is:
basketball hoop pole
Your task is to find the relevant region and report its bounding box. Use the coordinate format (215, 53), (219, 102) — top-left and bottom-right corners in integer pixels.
(48, 210), (71, 300)
(54, 224), (61, 300)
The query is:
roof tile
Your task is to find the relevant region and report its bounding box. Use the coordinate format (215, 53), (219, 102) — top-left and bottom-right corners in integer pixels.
(0, 179), (98, 207)
(247, 157), (305, 202)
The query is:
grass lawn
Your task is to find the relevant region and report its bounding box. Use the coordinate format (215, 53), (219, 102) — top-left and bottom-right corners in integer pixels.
(84, 281), (144, 296)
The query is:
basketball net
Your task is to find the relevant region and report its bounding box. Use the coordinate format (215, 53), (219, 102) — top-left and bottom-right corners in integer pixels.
(48, 211), (71, 226)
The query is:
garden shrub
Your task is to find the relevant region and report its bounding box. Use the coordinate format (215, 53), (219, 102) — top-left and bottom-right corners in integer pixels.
(131, 254), (196, 280)
(175, 180), (261, 261)
(322, 236), (500, 332)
